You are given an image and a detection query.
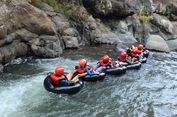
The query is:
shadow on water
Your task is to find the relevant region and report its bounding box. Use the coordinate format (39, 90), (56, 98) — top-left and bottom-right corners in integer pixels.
(0, 46), (177, 117)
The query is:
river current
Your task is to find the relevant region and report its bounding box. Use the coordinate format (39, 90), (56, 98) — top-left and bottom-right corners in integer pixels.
(0, 46), (177, 117)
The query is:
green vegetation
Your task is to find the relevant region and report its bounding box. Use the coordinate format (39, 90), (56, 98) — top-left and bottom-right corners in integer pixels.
(134, 4), (152, 23)
(47, 0), (58, 10)
(30, 0), (83, 22)
(31, 0), (43, 9)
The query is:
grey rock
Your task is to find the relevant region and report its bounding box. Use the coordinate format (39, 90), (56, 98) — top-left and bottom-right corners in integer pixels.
(0, 64), (3, 73)
(63, 36), (79, 48)
(146, 35), (170, 52)
(30, 35), (63, 58)
(52, 15), (70, 34)
(166, 39), (177, 51)
(151, 14), (174, 34)
(0, 41), (28, 63)
(15, 29), (38, 42)
(83, 0), (154, 18)
(63, 28), (79, 37)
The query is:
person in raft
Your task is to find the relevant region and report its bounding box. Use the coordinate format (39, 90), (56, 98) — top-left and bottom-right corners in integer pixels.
(94, 55), (116, 72)
(136, 44), (144, 61)
(130, 49), (140, 63)
(126, 45), (136, 57)
(67, 59), (100, 82)
(115, 51), (139, 67)
(137, 44), (149, 57)
(50, 66), (75, 87)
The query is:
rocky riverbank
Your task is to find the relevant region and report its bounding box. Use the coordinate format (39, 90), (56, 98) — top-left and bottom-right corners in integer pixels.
(0, 0), (177, 72)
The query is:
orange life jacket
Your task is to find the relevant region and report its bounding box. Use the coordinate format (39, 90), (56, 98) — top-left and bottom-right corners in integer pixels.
(50, 74), (66, 86)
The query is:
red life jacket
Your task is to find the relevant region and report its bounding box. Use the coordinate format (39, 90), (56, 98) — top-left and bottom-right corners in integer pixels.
(131, 53), (138, 58)
(76, 67), (86, 74)
(50, 74), (66, 86)
(137, 50), (142, 55)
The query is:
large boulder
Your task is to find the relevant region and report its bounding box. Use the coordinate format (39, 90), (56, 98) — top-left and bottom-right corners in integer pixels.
(0, 41), (29, 63)
(30, 35), (62, 58)
(146, 35), (170, 52)
(0, 0), (64, 65)
(115, 21), (137, 45)
(166, 39), (177, 51)
(83, 0), (154, 18)
(151, 14), (174, 34)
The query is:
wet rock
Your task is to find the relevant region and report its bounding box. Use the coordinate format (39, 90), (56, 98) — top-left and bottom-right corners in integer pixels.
(166, 39), (177, 51)
(30, 35), (63, 58)
(0, 41), (29, 63)
(146, 35), (170, 52)
(63, 36), (79, 48)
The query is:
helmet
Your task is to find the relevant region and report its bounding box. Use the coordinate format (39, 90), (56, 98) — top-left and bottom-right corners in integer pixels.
(120, 52), (127, 60)
(102, 55), (110, 63)
(137, 44), (143, 50)
(79, 59), (87, 68)
(132, 49), (138, 54)
(55, 66), (64, 76)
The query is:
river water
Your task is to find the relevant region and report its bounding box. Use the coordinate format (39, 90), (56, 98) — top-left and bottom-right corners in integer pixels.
(0, 46), (177, 117)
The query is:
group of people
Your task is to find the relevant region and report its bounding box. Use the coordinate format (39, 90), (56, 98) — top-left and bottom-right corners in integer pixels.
(50, 44), (148, 87)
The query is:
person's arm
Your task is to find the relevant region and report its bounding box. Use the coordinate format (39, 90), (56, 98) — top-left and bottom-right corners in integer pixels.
(60, 80), (74, 86)
(86, 68), (95, 76)
(77, 73), (87, 78)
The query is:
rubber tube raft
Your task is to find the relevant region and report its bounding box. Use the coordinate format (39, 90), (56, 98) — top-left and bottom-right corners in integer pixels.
(44, 76), (84, 94)
(143, 51), (149, 58)
(141, 57), (147, 63)
(126, 62), (141, 70)
(105, 66), (126, 75)
(81, 73), (106, 81)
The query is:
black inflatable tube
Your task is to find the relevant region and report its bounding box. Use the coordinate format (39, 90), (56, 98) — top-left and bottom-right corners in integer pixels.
(126, 62), (141, 70)
(82, 73), (106, 81)
(105, 66), (126, 75)
(143, 51), (149, 58)
(141, 57), (147, 63)
(43, 76), (84, 94)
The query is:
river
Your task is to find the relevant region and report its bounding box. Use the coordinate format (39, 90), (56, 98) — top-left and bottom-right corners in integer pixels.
(0, 46), (177, 117)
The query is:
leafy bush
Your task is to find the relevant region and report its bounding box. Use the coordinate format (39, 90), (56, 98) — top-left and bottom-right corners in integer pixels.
(31, 0), (43, 9)
(47, 0), (58, 10)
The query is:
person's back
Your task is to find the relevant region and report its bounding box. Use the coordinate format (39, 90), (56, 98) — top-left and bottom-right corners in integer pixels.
(50, 67), (73, 87)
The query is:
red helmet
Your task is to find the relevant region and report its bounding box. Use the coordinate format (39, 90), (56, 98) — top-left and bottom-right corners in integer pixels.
(102, 55), (110, 63)
(120, 52), (127, 60)
(55, 66), (64, 76)
(79, 59), (87, 68)
(137, 44), (143, 50)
